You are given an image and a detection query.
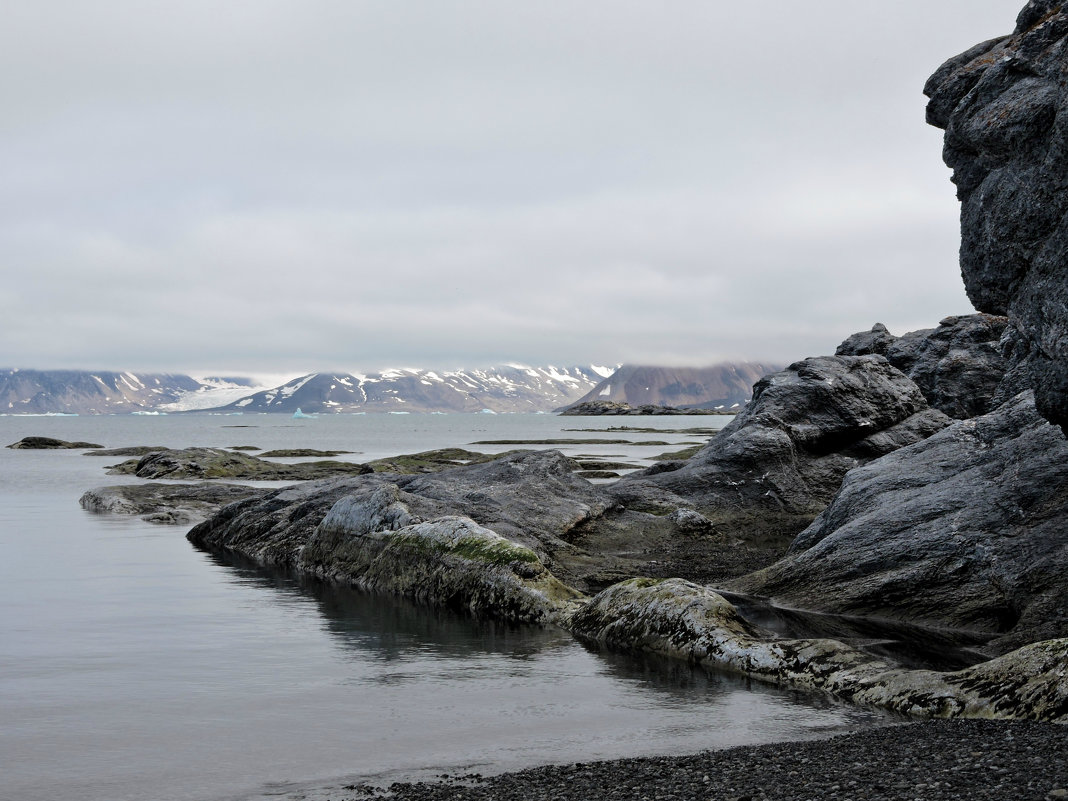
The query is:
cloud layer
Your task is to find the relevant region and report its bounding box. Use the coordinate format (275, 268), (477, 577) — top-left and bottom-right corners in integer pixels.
(1, 1), (1016, 373)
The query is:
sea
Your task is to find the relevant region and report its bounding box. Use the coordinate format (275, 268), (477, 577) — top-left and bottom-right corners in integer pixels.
(0, 413), (887, 801)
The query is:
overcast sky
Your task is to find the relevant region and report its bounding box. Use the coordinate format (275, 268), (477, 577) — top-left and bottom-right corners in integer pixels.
(1, 1), (1020, 376)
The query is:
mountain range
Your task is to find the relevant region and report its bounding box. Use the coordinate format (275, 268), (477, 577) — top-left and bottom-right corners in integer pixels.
(1, 362), (776, 415)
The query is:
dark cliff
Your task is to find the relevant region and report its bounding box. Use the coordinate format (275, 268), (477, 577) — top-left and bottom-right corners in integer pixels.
(925, 1), (1068, 432)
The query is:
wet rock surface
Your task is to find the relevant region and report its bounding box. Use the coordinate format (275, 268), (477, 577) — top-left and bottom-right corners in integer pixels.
(925, 1), (1068, 431)
(106, 447), (373, 481)
(733, 391), (1068, 655)
(79, 482), (268, 524)
(610, 356), (950, 545)
(362, 720), (1068, 801)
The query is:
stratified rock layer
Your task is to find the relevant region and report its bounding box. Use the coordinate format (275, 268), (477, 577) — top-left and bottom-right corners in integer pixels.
(925, 2), (1068, 431)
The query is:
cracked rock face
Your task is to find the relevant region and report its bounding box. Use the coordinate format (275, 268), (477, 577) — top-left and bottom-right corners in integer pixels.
(925, 1), (1068, 432)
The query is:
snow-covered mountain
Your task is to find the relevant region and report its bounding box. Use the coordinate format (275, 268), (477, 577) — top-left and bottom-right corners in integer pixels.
(211, 365), (615, 414)
(0, 369), (257, 415)
(563, 363), (782, 411)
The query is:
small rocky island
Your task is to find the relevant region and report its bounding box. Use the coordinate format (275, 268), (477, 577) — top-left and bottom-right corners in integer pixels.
(76, 0), (1068, 743)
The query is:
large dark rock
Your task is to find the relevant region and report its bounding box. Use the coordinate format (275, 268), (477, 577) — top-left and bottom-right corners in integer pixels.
(610, 356), (950, 545)
(836, 314), (1010, 419)
(925, 2), (1068, 432)
(732, 392), (1068, 655)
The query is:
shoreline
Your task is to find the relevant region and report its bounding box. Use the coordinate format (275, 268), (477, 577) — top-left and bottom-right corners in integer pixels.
(277, 720), (1067, 801)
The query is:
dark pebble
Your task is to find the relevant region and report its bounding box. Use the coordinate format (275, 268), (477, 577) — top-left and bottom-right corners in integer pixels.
(338, 720), (1067, 801)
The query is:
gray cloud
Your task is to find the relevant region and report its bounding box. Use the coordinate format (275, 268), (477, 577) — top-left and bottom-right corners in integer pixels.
(1, 1), (1016, 374)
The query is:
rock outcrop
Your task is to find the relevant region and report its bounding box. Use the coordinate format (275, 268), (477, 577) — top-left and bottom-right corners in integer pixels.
(106, 447), (373, 481)
(560, 401), (722, 416)
(80, 482), (269, 525)
(925, 1), (1068, 432)
(569, 578), (1068, 721)
(8, 436), (104, 449)
(837, 315), (1009, 419)
(610, 356), (951, 544)
(731, 391), (1068, 655)
(188, 450), (694, 594)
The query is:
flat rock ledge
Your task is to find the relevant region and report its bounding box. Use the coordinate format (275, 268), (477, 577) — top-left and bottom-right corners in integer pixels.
(566, 578), (1068, 722)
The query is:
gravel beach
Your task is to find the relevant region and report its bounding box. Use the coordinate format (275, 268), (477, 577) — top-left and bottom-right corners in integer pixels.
(335, 720), (1067, 801)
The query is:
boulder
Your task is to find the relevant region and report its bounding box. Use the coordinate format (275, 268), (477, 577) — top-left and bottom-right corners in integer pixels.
(611, 356), (950, 545)
(79, 482), (269, 525)
(568, 578), (1068, 721)
(731, 392), (1068, 655)
(106, 447), (373, 481)
(925, 2), (1068, 432)
(837, 315), (1010, 419)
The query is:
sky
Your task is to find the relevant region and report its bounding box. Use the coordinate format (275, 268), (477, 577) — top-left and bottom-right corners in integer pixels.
(1, 1), (1022, 377)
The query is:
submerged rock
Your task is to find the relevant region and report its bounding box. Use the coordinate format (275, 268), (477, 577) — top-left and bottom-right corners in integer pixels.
(611, 356), (950, 544)
(732, 392), (1068, 655)
(106, 447), (373, 481)
(925, 2), (1068, 432)
(568, 578), (1068, 721)
(7, 436), (103, 449)
(79, 482), (269, 525)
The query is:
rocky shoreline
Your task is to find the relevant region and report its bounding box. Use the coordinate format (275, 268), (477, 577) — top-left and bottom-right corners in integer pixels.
(334, 720), (1067, 801)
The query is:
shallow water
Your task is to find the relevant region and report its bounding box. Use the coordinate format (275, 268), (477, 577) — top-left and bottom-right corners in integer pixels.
(0, 414), (886, 801)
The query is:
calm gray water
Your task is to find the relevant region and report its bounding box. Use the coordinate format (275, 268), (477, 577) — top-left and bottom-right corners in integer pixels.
(0, 414), (885, 801)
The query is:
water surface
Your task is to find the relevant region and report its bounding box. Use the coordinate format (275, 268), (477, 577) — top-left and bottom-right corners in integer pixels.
(0, 414), (885, 801)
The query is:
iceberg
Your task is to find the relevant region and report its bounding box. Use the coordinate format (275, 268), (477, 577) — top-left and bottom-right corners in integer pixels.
(292, 407), (318, 419)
